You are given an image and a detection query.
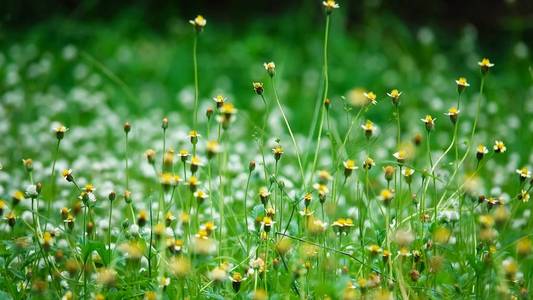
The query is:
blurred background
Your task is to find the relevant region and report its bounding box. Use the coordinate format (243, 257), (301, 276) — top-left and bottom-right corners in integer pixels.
(0, 0), (532, 174)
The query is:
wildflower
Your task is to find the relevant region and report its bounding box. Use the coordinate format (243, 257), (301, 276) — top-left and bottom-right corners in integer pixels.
(478, 58), (494, 75)
(361, 120), (375, 138)
(493, 140), (506, 153)
(318, 170), (332, 183)
(190, 156), (202, 174)
(163, 149), (174, 168)
(213, 95), (226, 108)
(145, 149), (156, 164)
(445, 107), (460, 124)
(476, 144), (489, 161)
(393, 150), (406, 164)
(206, 140), (221, 159)
(0, 200), (5, 216)
(387, 89), (402, 106)
(363, 91), (377, 105)
(516, 167), (531, 182)
(170, 257), (191, 278)
(455, 77), (470, 94)
(167, 238), (184, 254)
(502, 258), (518, 280)
(343, 159), (358, 177)
(382, 250), (391, 262)
(160, 173), (179, 188)
(272, 144), (284, 161)
(516, 237), (532, 257)
(252, 82), (264, 95)
(22, 158), (33, 172)
(124, 190), (132, 204)
(421, 115), (436, 132)
(5, 211), (16, 228)
(194, 190), (208, 204)
(383, 165), (395, 183)
(261, 216), (274, 233)
(179, 149), (190, 163)
(201, 221), (217, 235)
(312, 183), (329, 203)
(189, 15), (206, 32)
(188, 130), (200, 145)
(62, 169), (74, 182)
(165, 211), (176, 227)
(362, 157), (375, 170)
(137, 210), (148, 227)
(518, 190), (530, 203)
(303, 192), (312, 207)
(123, 122), (131, 134)
(367, 244), (383, 256)
(220, 103), (237, 128)
(264, 62), (276, 77)
(259, 187), (270, 206)
(159, 276), (170, 289)
(54, 125), (68, 140)
(187, 176), (201, 192)
(402, 167), (414, 184)
(299, 207), (314, 217)
(206, 107), (214, 119)
(332, 218), (354, 234)
(322, 0), (339, 13)
(64, 214), (75, 230)
(380, 189), (394, 206)
(230, 272), (243, 292)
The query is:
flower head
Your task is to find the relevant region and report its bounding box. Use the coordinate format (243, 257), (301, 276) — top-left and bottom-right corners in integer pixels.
(445, 107), (460, 124)
(213, 95), (226, 108)
(380, 189), (394, 206)
(343, 160), (358, 177)
(253, 82), (264, 95)
(478, 58), (494, 74)
(361, 120), (375, 138)
(455, 77), (470, 93)
(421, 115), (436, 132)
(516, 167), (531, 181)
(493, 140), (506, 153)
(322, 0), (340, 13)
(189, 15), (206, 31)
(264, 62), (276, 77)
(476, 144), (489, 160)
(54, 125), (68, 140)
(363, 91), (377, 105)
(387, 89), (402, 105)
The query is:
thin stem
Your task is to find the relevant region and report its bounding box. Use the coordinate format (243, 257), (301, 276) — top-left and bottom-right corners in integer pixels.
(193, 33), (199, 130)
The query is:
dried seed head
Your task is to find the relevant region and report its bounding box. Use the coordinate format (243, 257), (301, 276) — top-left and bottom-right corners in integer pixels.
(249, 160), (256, 172)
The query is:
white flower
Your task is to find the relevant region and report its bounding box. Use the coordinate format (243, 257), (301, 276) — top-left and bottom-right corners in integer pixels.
(25, 184), (38, 198)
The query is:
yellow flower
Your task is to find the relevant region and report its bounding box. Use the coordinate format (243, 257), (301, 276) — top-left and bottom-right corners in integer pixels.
(421, 115), (436, 131)
(380, 189), (394, 205)
(322, 0), (340, 13)
(455, 77), (470, 93)
(476, 144), (489, 160)
(445, 107), (460, 123)
(516, 167), (531, 180)
(519, 190), (530, 203)
(493, 140), (506, 153)
(362, 157), (375, 170)
(361, 120), (375, 138)
(252, 81), (264, 95)
(363, 91), (377, 105)
(263, 62), (276, 76)
(189, 15), (207, 31)
(387, 89), (402, 105)
(213, 95), (226, 108)
(478, 58), (494, 74)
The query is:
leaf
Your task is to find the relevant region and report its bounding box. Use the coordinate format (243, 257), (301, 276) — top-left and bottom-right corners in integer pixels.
(82, 240), (110, 265)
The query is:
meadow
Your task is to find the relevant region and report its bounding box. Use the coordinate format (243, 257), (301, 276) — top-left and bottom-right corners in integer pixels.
(1, 1), (533, 299)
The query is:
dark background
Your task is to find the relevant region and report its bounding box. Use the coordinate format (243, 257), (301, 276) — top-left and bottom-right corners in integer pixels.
(3, 0), (533, 41)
